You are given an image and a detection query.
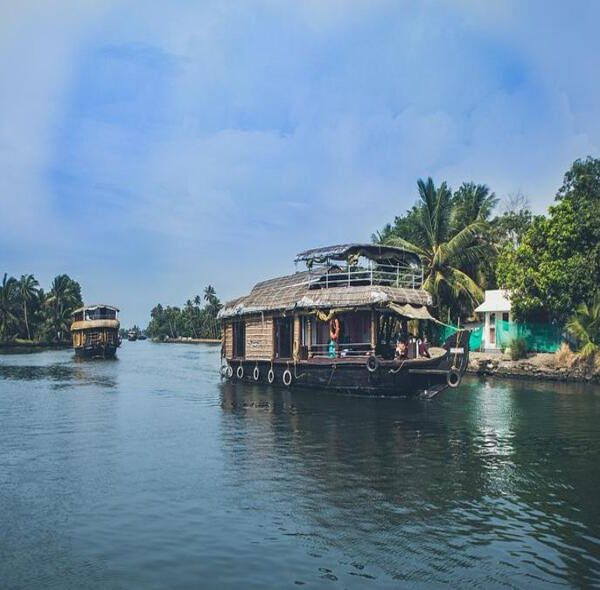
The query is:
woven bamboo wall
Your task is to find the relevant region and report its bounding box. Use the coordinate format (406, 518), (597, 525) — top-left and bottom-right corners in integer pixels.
(245, 314), (273, 360)
(224, 323), (233, 358)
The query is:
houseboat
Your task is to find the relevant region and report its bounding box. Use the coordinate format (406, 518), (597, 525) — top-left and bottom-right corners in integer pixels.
(71, 304), (120, 358)
(219, 244), (470, 398)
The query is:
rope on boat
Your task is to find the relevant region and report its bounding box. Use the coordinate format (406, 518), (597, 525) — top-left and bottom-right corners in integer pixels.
(293, 359), (303, 380)
(452, 321), (461, 370)
(290, 357), (307, 381)
(389, 359), (407, 374)
(326, 363), (337, 387)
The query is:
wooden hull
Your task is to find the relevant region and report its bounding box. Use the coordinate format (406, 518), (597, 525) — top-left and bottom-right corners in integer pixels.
(74, 344), (118, 359)
(72, 323), (120, 360)
(222, 331), (470, 399)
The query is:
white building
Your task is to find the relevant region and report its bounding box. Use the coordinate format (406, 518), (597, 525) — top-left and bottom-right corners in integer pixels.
(474, 290), (512, 351)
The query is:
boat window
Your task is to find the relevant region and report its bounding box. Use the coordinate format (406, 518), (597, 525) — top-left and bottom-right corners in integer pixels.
(310, 312), (372, 357)
(310, 318), (331, 353)
(233, 321), (246, 358)
(340, 312), (370, 347)
(84, 308), (117, 321)
(274, 317), (293, 359)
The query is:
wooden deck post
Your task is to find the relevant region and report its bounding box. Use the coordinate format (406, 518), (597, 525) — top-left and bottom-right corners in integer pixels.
(293, 315), (301, 360)
(370, 310), (377, 353)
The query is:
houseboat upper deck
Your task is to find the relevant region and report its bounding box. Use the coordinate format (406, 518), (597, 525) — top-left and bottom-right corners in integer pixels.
(219, 244), (470, 398)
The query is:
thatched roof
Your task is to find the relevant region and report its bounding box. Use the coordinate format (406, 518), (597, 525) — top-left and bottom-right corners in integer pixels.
(71, 319), (120, 331)
(219, 270), (431, 319)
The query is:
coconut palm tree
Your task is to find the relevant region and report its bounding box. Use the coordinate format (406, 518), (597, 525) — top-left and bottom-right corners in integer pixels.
(567, 292), (600, 358)
(204, 285), (217, 304)
(385, 178), (494, 317)
(451, 182), (498, 233)
(0, 273), (18, 341)
(18, 274), (40, 340)
(45, 274), (82, 342)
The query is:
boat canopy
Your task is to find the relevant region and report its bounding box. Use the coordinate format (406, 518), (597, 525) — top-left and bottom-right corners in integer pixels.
(388, 302), (436, 321)
(295, 243), (421, 267)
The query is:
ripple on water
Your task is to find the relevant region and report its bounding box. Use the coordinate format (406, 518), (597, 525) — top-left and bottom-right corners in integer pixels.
(1, 346), (600, 588)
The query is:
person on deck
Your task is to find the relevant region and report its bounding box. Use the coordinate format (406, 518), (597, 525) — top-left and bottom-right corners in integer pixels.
(419, 335), (431, 358)
(395, 339), (407, 359)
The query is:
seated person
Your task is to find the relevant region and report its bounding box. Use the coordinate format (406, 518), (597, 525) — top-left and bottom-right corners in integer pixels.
(418, 335), (431, 358)
(395, 339), (407, 359)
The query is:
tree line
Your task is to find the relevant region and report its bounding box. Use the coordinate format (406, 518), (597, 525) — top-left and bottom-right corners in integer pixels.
(0, 274), (83, 344)
(373, 156), (600, 356)
(146, 285), (222, 340)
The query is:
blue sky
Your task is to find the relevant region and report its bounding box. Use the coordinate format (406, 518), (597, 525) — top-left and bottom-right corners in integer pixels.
(1, 0), (599, 327)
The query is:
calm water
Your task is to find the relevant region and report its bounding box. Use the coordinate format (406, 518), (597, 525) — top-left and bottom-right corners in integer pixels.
(1, 343), (600, 589)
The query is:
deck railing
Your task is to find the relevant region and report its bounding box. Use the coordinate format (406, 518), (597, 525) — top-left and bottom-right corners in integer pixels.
(308, 341), (373, 358)
(306, 261), (424, 290)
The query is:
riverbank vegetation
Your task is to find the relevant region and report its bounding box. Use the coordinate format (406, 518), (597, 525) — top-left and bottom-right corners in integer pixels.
(373, 180), (532, 322)
(146, 285), (222, 341)
(374, 156), (600, 358)
(0, 273), (83, 345)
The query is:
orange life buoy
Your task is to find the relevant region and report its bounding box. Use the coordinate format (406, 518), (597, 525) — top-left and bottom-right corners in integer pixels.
(329, 318), (340, 341)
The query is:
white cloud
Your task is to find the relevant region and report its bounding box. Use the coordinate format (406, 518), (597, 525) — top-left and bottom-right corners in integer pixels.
(0, 1), (112, 243)
(1, 0), (600, 325)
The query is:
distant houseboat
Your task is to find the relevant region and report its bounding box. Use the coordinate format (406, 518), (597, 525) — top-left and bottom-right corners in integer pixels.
(127, 330), (138, 341)
(71, 305), (120, 358)
(219, 244), (470, 398)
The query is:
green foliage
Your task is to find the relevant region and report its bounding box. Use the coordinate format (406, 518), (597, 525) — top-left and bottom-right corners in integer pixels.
(0, 274), (18, 341)
(146, 286), (222, 340)
(492, 208), (535, 248)
(509, 337), (528, 361)
(566, 292), (600, 358)
(372, 205), (422, 245)
(0, 272), (83, 343)
(497, 157), (600, 323)
(451, 182), (498, 234)
(376, 177), (495, 321)
(18, 274), (39, 340)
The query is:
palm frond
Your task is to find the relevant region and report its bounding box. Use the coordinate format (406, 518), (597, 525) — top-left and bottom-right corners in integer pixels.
(437, 221), (489, 264)
(384, 236), (429, 260)
(443, 267), (485, 306)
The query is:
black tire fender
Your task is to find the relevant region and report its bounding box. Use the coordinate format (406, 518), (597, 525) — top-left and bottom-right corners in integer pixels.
(447, 369), (461, 388)
(366, 355), (379, 373)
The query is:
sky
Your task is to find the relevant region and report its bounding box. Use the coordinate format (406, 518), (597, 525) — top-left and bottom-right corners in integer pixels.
(1, 0), (599, 327)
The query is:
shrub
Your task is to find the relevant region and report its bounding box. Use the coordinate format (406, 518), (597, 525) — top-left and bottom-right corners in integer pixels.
(510, 337), (528, 360)
(555, 342), (576, 368)
(566, 292), (600, 359)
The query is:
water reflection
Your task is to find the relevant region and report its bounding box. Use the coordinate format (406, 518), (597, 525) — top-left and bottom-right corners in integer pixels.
(0, 356), (118, 389)
(1, 344), (599, 588)
(219, 379), (600, 587)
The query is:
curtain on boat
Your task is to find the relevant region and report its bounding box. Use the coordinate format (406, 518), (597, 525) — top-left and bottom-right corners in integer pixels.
(387, 302), (437, 321)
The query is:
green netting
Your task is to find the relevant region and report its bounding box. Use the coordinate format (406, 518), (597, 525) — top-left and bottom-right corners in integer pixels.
(439, 321), (562, 353)
(469, 326), (483, 351)
(438, 325), (484, 351)
(495, 319), (562, 353)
